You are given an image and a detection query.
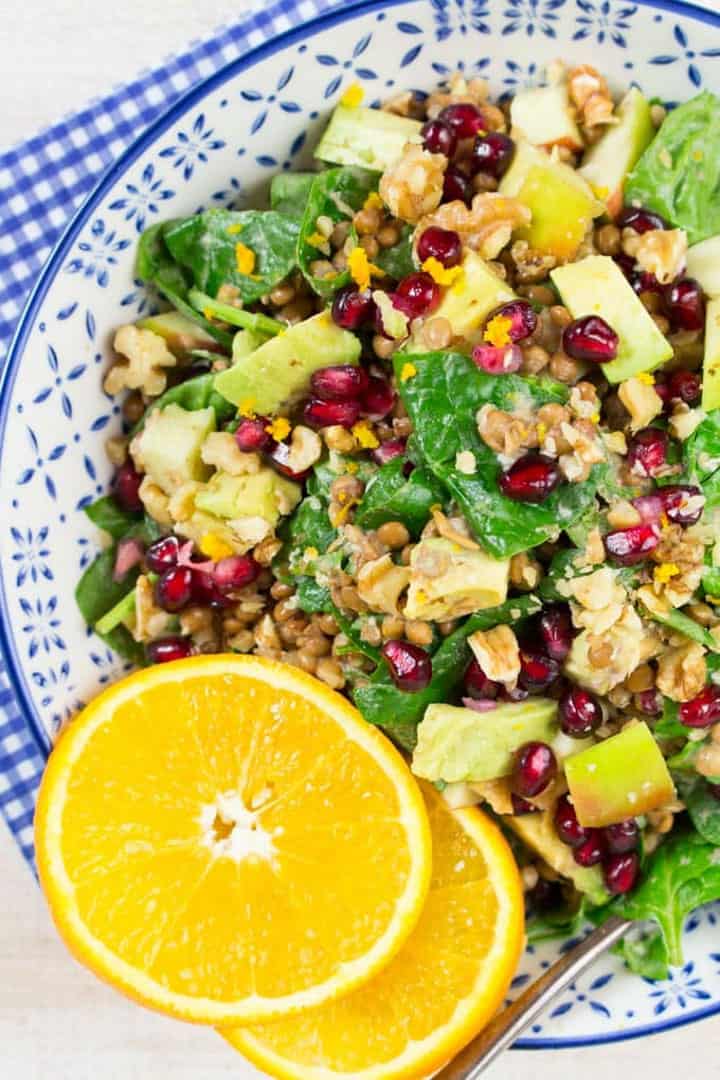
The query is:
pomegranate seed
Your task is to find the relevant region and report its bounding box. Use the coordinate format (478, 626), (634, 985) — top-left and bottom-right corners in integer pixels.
(304, 398), (360, 429)
(464, 658), (500, 699)
(511, 741), (557, 799)
(145, 535), (181, 573)
(539, 604), (574, 661)
(559, 686), (602, 738)
(190, 570), (233, 608)
(501, 684), (530, 703)
(679, 685), (720, 729)
(155, 565), (193, 612)
(235, 416), (274, 453)
(604, 523), (660, 565)
(528, 877), (563, 912)
(417, 226), (462, 268)
(371, 437), (406, 465)
(331, 284), (375, 330)
(614, 252), (637, 279)
(652, 374), (671, 406)
(362, 376), (396, 419)
(632, 494), (665, 525)
(472, 343), (523, 374)
(554, 794), (588, 848)
(146, 636), (193, 664)
(512, 794), (539, 815)
(667, 368), (702, 406)
(499, 452), (561, 504)
(627, 427), (668, 477)
(213, 555), (259, 593)
(659, 484), (705, 527)
(443, 166), (472, 205)
(604, 819), (639, 855)
(381, 640), (432, 692)
(267, 440), (311, 482)
(421, 118), (457, 157)
(394, 272), (440, 320)
(632, 270), (664, 296)
(485, 299), (537, 344)
(438, 102), (487, 138)
(113, 461), (143, 513)
(637, 688), (662, 716)
(471, 132), (515, 178)
(664, 278), (706, 332)
(311, 365), (368, 402)
(603, 851), (639, 895)
(707, 781), (720, 801)
(573, 831), (605, 868)
(617, 206), (668, 233)
(518, 651), (559, 692)
(562, 315), (619, 363)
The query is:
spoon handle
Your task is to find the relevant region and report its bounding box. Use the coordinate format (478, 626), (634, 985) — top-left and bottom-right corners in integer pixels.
(436, 915), (631, 1080)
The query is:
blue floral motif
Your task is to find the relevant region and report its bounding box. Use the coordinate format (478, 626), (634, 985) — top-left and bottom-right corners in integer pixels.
(547, 972), (615, 1021)
(108, 163), (175, 233)
(431, 57), (491, 78)
(315, 34), (378, 99)
(20, 596), (64, 659)
(502, 0), (566, 38)
(650, 24), (720, 88)
(573, 1), (636, 47)
(431, 0), (491, 41)
(211, 176), (246, 207)
(159, 113), (226, 181)
(646, 963), (711, 1014)
(32, 344), (86, 420)
(10, 527), (53, 588)
(31, 662), (80, 732)
(503, 59), (541, 89)
(16, 427), (67, 499)
(240, 67), (301, 135)
(65, 218), (131, 288)
(686, 905), (719, 933)
(119, 278), (158, 317)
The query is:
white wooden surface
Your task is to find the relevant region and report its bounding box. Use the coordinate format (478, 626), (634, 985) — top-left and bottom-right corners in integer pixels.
(1, 2), (719, 1076)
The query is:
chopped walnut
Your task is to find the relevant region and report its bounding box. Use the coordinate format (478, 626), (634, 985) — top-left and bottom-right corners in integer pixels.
(282, 425), (322, 474)
(253, 613), (282, 658)
(696, 726), (720, 778)
(179, 605), (217, 649)
(425, 74), (505, 129)
(668, 403), (706, 441)
(537, 403), (572, 456)
(477, 403), (539, 458)
(379, 143), (446, 225)
(431, 509), (479, 551)
(356, 554), (411, 616)
(569, 382), (601, 421)
(227, 516), (273, 550)
(607, 500), (642, 529)
(132, 574), (172, 642)
(167, 480), (201, 522)
(104, 325), (177, 398)
(617, 376), (664, 431)
(579, 527), (606, 568)
(557, 420), (605, 482)
(415, 193), (531, 261)
(648, 523), (706, 608)
(468, 625), (520, 687)
(138, 475), (173, 526)
(656, 641), (707, 702)
(565, 604), (659, 695)
(510, 240), (558, 284)
(510, 552), (543, 591)
(568, 567), (628, 636)
(201, 432), (261, 476)
(621, 227), (688, 286)
(567, 65), (615, 128)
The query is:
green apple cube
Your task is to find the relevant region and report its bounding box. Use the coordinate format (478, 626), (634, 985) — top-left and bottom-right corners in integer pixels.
(136, 404), (216, 495)
(551, 255), (673, 383)
(579, 88), (654, 219)
(404, 538), (510, 621)
(565, 721), (675, 828)
(702, 298), (720, 411)
(411, 250), (515, 347)
(195, 468), (301, 527)
(510, 83), (583, 151)
(686, 234), (720, 299)
(314, 104), (422, 171)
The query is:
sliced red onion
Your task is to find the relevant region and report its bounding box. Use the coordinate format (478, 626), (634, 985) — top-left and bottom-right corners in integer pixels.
(462, 696), (498, 712)
(632, 494), (664, 524)
(113, 538), (145, 582)
(176, 540), (214, 573)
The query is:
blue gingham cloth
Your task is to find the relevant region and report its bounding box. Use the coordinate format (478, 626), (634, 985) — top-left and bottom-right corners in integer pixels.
(0, 0), (337, 870)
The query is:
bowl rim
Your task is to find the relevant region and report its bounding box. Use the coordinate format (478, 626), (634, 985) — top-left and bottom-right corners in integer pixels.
(2, 0), (719, 1049)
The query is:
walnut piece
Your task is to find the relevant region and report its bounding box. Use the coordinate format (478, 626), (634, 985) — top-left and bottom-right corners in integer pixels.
(696, 726), (720, 778)
(617, 376), (664, 432)
(668, 403), (706, 441)
(477, 403), (539, 458)
(379, 143), (446, 225)
(567, 65), (615, 128)
(510, 240), (558, 284)
(649, 523), (706, 607)
(656, 641), (707, 702)
(468, 625), (520, 687)
(104, 325), (177, 398)
(356, 554), (411, 616)
(415, 193), (531, 261)
(201, 432), (261, 476)
(138, 475), (173, 525)
(621, 227), (688, 286)
(283, 425), (322, 474)
(167, 480), (201, 522)
(132, 574), (172, 642)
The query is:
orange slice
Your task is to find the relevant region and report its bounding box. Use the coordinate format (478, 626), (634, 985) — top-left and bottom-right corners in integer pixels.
(35, 655), (431, 1026)
(224, 784), (524, 1080)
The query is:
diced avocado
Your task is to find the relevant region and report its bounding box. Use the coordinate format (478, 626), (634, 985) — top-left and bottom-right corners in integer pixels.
(506, 811), (608, 906)
(135, 404), (215, 495)
(137, 311), (220, 359)
(194, 468), (301, 526)
(565, 721), (676, 828)
(579, 88), (654, 219)
(551, 255), (673, 383)
(510, 83), (583, 151)
(315, 104), (422, 172)
(412, 699), (558, 784)
(500, 141), (603, 261)
(214, 311), (361, 413)
(686, 234), (720, 299)
(702, 298), (720, 411)
(411, 250), (515, 347)
(404, 538), (510, 621)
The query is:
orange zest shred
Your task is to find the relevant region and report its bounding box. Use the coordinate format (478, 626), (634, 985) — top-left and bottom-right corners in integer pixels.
(340, 83), (364, 108)
(483, 313), (513, 348)
(421, 257), (464, 287)
(363, 191), (384, 211)
(400, 362), (417, 383)
(352, 421), (379, 450)
(238, 397), (257, 418)
(199, 533), (234, 561)
(235, 242), (256, 276)
(265, 417), (291, 441)
(348, 246), (384, 291)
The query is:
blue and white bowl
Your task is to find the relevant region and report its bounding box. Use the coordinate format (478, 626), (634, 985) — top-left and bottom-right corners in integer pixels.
(2, 0), (719, 1051)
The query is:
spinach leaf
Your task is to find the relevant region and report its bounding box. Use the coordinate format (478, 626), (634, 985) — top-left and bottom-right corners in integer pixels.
(135, 221), (191, 296)
(284, 493), (337, 568)
(374, 224), (415, 280)
(354, 458), (446, 537)
(617, 924), (672, 981)
(187, 289), (283, 337)
(396, 352), (601, 558)
(76, 547), (145, 665)
(526, 897), (593, 945)
(353, 595), (542, 751)
(626, 91), (720, 245)
(164, 209), (300, 304)
(270, 172), (316, 217)
(100, 625), (146, 665)
(677, 775), (720, 845)
(702, 563), (720, 599)
(84, 496), (141, 540)
(653, 696), (689, 741)
(684, 409), (720, 507)
(639, 602), (720, 653)
(298, 166), (379, 298)
(132, 372), (237, 434)
(295, 576), (332, 613)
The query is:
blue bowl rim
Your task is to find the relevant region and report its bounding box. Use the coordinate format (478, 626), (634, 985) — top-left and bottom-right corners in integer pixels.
(2, 0), (719, 1050)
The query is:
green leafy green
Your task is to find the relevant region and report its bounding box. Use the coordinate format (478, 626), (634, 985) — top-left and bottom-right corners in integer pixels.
(354, 458), (446, 537)
(132, 372), (237, 434)
(396, 352), (602, 558)
(297, 166), (379, 297)
(684, 409), (720, 507)
(75, 548), (145, 664)
(135, 221), (191, 296)
(616, 925), (672, 981)
(639, 602), (720, 652)
(187, 289), (283, 337)
(84, 496), (141, 540)
(626, 91), (720, 244)
(677, 775), (720, 845)
(95, 587), (137, 636)
(526, 897), (592, 945)
(270, 172), (316, 217)
(164, 209), (300, 304)
(374, 224), (415, 280)
(353, 595), (542, 751)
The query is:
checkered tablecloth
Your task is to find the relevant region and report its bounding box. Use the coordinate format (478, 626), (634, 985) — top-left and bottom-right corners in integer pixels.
(0, 0), (338, 870)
